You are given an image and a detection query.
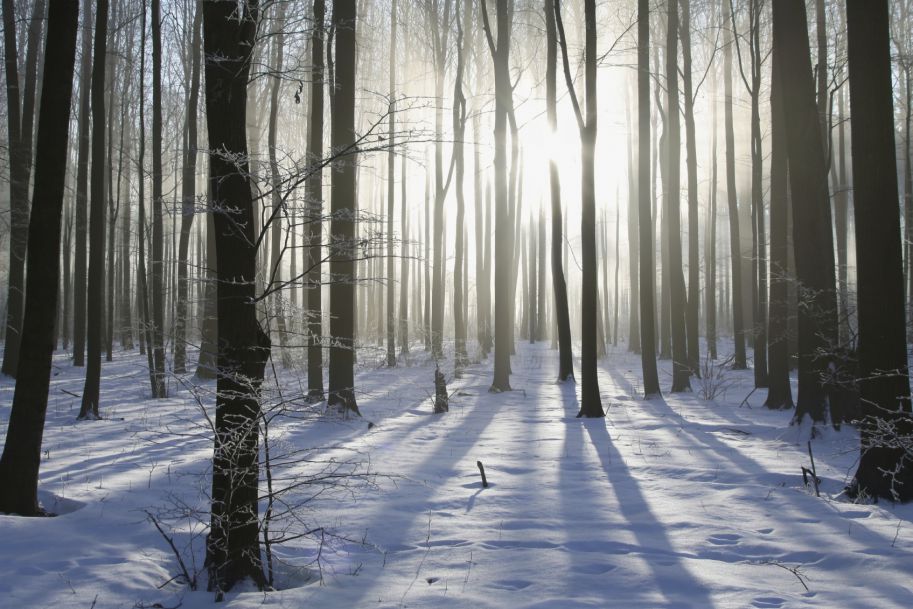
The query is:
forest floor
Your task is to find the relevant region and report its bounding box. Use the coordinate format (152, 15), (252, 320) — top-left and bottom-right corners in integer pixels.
(1, 341), (912, 609)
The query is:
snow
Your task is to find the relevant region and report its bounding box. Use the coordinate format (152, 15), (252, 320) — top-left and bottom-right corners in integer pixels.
(2, 342), (912, 608)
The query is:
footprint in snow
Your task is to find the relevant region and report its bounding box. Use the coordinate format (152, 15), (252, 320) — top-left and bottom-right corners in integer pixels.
(752, 597), (785, 608)
(707, 533), (741, 546)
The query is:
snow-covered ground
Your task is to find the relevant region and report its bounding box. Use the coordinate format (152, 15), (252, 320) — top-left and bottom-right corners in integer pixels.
(1, 342), (912, 609)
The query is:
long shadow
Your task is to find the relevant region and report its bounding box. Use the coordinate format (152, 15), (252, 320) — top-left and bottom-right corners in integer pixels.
(599, 361), (913, 568)
(555, 381), (717, 608)
(327, 358), (507, 607)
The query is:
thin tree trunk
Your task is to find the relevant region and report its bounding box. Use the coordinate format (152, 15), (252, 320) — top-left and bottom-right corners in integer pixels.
(150, 0), (166, 397)
(545, 0), (573, 379)
(1, 0), (45, 377)
(681, 0), (700, 375)
(723, 0), (746, 369)
(78, 0), (108, 419)
(72, 0), (92, 367)
(554, 0), (604, 416)
(174, 2), (202, 374)
(638, 0), (660, 396)
(305, 0), (325, 401)
(386, 0), (397, 367)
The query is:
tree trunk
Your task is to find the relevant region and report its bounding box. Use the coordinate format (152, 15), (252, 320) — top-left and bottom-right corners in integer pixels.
(846, 0), (913, 502)
(637, 0), (660, 397)
(705, 43), (718, 361)
(680, 0), (700, 375)
(453, 0), (468, 371)
(666, 0), (690, 392)
(174, 2), (202, 374)
(399, 154), (410, 355)
(71, 0), (92, 368)
(0, 0), (78, 515)
(723, 0), (746, 370)
(772, 0), (839, 426)
(327, 0), (360, 415)
(305, 0), (325, 401)
(149, 0), (166, 397)
(1, 0), (45, 377)
(554, 0), (604, 416)
(386, 0), (398, 367)
(77, 0), (108, 420)
(202, 0), (270, 593)
(482, 0), (513, 392)
(267, 4), (290, 368)
(545, 0), (573, 380)
(765, 36), (794, 411)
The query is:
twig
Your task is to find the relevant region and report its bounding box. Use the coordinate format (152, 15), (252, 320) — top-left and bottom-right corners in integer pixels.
(144, 510), (196, 590)
(807, 441), (821, 497)
(477, 461), (489, 488)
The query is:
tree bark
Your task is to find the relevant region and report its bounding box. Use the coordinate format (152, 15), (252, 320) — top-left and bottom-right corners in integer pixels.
(723, 0), (746, 370)
(327, 0), (360, 415)
(772, 0), (839, 426)
(174, 2), (202, 374)
(554, 0), (604, 416)
(666, 0), (690, 392)
(1, 0), (46, 377)
(846, 0), (913, 502)
(545, 0), (573, 380)
(77, 0), (108, 420)
(202, 0), (270, 593)
(149, 0), (166, 397)
(305, 0), (326, 401)
(637, 0), (660, 397)
(765, 36), (794, 411)
(0, 0), (78, 515)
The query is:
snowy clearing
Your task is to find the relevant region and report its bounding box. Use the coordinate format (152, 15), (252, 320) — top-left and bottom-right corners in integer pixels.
(1, 344), (912, 609)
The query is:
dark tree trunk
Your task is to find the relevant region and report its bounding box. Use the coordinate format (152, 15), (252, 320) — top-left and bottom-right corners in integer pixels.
(772, 0), (838, 426)
(554, 0), (603, 416)
(72, 0), (91, 368)
(846, 0), (913, 502)
(1, 0), (45, 377)
(174, 3), (202, 375)
(63, 208), (72, 350)
(77, 0), (108, 420)
(0, 0), (78, 515)
(545, 0), (573, 380)
(723, 0), (746, 370)
(327, 0), (360, 416)
(149, 0), (166, 397)
(305, 0), (325, 401)
(665, 0), (690, 392)
(765, 38), (794, 411)
(202, 0), (270, 594)
(637, 0), (660, 397)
